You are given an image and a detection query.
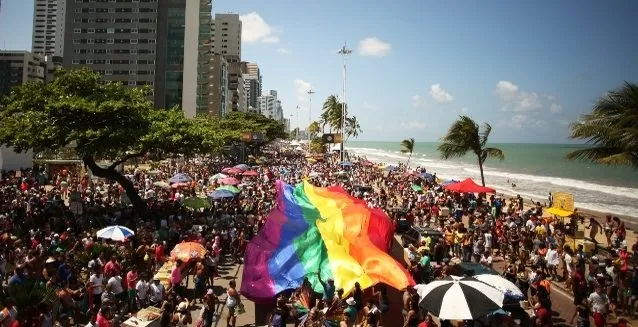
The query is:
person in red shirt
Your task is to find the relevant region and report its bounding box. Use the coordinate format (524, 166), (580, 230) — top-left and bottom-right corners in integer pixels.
(154, 241), (165, 270)
(126, 268), (138, 311)
(96, 308), (111, 327)
(534, 301), (553, 327)
(103, 256), (121, 277)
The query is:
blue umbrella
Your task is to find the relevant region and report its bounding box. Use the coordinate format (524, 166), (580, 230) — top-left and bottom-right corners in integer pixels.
(384, 165), (398, 171)
(340, 161), (353, 167)
(441, 179), (459, 186)
(208, 189), (236, 199)
(234, 164), (250, 171)
(169, 173), (191, 184)
(420, 172), (435, 180)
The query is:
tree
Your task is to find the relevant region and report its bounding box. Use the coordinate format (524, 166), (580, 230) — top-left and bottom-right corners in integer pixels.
(0, 69), (223, 217)
(321, 95), (345, 133)
(400, 138), (415, 168)
(344, 116), (362, 141)
(566, 82), (638, 168)
(438, 116), (504, 186)
(308, 121), (321, 139)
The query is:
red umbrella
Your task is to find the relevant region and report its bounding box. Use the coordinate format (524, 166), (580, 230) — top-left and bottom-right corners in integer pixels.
(242, 170), (259, 177)
(443, 178), (495, 193)
(171, 182), (190, 189)
(221, 167), (233, 173)
(220, 177), (240, 185)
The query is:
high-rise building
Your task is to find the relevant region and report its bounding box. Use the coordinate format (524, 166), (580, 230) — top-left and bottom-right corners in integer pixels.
(0, 51), (46, 97)
(241, 62), (261, 109)
(62, 0), (213, 117)
(258, 90), (283, 122)
(211, 14), (244, 112)
(32, 0), (66, 57)
(210, 53), (229, 116)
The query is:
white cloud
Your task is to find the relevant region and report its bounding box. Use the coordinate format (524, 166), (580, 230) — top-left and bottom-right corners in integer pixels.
(239, 12), (280, 44)
(558, 119), (570, 126)
(503, 114), (547, 129)
(495, 81), (541, 112)
(550, 103), (563, 114)
(358, 37), (392, 57)
(277, 48), (290, 54)
(411, 95), (425, 108)
(293, 79), (312, 107)
(511, 114), (528, 128)
(429, 84), (454, 103)
(401, 121), (426, 129)
(461, 107), (469, 114)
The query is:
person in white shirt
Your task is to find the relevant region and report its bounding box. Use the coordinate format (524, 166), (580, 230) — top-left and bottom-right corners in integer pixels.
(136, 275), (151, 308)
(88, 271), (104, 309)
(484, 231), (493, 253)
(545, 245), (560, 280)
(149, 278), (165, 307)
(107, 273), (125, 300)
(480, 251), (493, 269)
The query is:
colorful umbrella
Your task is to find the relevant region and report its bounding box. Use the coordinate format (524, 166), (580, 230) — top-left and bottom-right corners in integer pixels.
(183, 197), (210, 209)
(208, 189), (236, 199)
(221, 167), (234, 173)
(242, 170), (259, 177)
(340, 161), (353, 167)
(153, 181), (170, 190)
(168, 173), (190, 184)
(170, 242), (208, 262)
(216, 185), (240, 193)
(234, 164), (250, 171)
(171, 182), (190, 188)
(211, 173), (228, 180)
(220, 177), (240, 185)
(96, 225), (134, 242)
(411, 184), (423, 192)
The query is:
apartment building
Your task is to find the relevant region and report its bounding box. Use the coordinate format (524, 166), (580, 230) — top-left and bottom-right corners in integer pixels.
(211, 13), (245, 112)
(0, 51), (46, 97)
(62, 0), (213, 117)
(32, 0), (66, 57)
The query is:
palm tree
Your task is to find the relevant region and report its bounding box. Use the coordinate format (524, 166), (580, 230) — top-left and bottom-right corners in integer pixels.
(401, 138), (415, 168)
(322, 95), (341, 132)
(566, 82), (638, 168)
(438, 116), (504, 186)
(344, 116), (362, 141)
(308, 121), (321, 139)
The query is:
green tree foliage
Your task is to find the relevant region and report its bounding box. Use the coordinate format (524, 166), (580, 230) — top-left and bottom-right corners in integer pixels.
(320, 95), (362, 140)
(308, 121), (321, 139)
(400, 138), (415, 168)
(566, 82), (638, 168)
(0, 69), (224, 216)
(438, 116), (504, 186)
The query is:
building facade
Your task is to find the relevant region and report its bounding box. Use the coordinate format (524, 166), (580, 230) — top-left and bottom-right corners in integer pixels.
(211, 14), (244, 112)
(258, 90), (283, 122)
(32, 0), (66, 57)
(0, 51), (46, 97)
(62, 0), (213, 117)
(210, 53), (229, 116)
(241, 61), (261, 109)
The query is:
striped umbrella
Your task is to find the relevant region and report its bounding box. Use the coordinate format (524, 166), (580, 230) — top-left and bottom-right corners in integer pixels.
(416, 276), (503, 320)
(96, 225), (135, 242)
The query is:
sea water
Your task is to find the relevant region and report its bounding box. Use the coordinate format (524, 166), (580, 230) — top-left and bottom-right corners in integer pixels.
(348, 142), (638, 220)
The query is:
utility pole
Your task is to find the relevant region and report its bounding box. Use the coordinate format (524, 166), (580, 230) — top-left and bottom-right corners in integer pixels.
(307, 89), (315, 152)
(337, 43), (352, 162)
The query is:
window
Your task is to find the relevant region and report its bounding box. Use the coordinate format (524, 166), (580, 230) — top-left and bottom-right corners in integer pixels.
(130, 39), (138, 44)
(130, 49), (137, 54)
(129, 70), (136, 75)
(74, 28), (81, 33)
(131, 28), (138, 33)
(107, 28), (115, 34)
(105, 70), (113, 75)
(73, 39), (81, 44)
(106, 39), (114, 44)
(72, 59), (80, 64)
(105, 60), (111, 64)
(88, 8), (95, 13)
(73, 8), (81, 13)
(128, 81), (136, 86)
(87, 39), (94, 44)
(108, 8), (115, 13)
(87, 28), (95, 33)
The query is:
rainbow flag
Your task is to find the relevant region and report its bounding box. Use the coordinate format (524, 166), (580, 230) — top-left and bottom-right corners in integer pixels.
(241, 180), (414, 302)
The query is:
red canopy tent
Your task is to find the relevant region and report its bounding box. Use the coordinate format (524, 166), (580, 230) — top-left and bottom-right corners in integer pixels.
(443, 178), (496, 193)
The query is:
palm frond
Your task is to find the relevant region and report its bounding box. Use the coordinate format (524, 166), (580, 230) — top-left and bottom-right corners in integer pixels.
(482, 147), (505, 161)
(566, 147), (638, 168)
(400, 138), (415, 153)
(479, 123), (492, 147)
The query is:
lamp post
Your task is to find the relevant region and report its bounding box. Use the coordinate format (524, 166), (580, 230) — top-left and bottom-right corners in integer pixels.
(337, 44), (352, 163)
(296, 105), (300, 140)
(307, 89), (315, 152)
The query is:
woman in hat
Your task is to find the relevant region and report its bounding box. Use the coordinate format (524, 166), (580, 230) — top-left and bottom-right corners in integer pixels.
(343, 297), (358, 327)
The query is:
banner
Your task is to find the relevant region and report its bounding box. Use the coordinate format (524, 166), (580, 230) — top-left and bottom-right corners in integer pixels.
(547, 192), (574, 217)
(321, 133), (343, 144)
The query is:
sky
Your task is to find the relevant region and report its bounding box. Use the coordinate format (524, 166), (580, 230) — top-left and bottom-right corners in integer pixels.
(1, 0), (638, 143)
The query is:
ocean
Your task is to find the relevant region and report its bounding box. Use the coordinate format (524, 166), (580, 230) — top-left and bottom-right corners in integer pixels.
(347, 142), (638, 220)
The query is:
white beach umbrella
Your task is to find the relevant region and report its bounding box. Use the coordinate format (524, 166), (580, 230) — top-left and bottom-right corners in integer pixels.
(472, 274), (524, 299)
(416, 276), (504, 320)
(96, 225), (135, 242)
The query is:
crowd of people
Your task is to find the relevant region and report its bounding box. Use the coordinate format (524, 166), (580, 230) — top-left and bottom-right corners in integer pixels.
(0, 145), (636, 327)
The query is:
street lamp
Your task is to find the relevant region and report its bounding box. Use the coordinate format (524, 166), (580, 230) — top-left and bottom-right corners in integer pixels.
(307, 89), (315, 152)
(296, 105), (300, 140)
(337, 44), (352, 162)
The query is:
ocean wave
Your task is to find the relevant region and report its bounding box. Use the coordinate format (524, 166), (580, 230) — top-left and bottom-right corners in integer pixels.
(462, 168), (638, 200)
(349, 146), (638, 219)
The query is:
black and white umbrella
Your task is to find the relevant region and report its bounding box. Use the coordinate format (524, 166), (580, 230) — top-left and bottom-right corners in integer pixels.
(416, 276), (504, 320)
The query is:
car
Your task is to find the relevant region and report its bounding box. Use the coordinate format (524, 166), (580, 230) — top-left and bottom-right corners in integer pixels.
(401, 226), (443, 248)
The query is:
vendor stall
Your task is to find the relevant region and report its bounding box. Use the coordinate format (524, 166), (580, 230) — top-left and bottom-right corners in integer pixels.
(122, 306), (161, 327)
